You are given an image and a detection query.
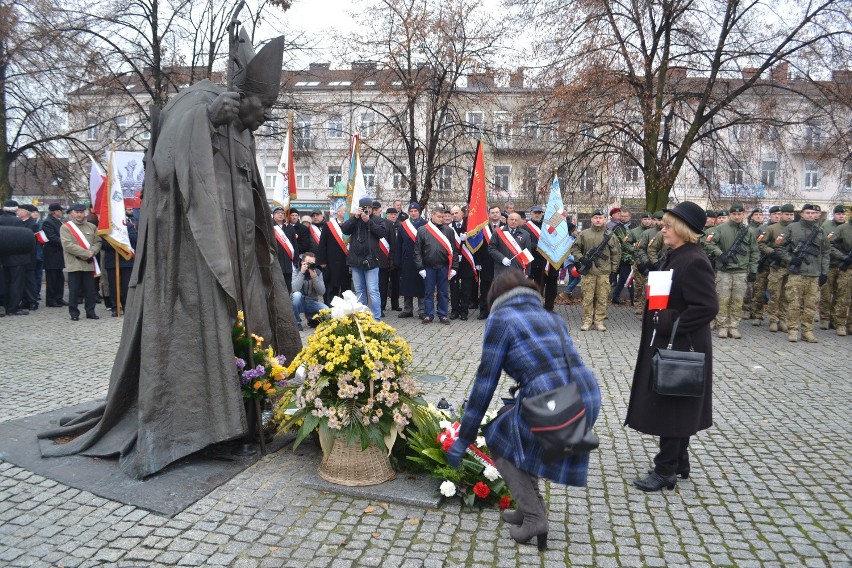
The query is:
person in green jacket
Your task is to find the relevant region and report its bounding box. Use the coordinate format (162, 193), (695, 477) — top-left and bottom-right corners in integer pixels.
(777, 204), (830, 343)
(819, 204), (848, 329)
(749, 206), (776, 325)
(760, 203), (795, 332)
(703, 203), (759, 338)
(828, 218), (852, 336)
(570, 209), (621, 331)
(628, 213), (654, 313)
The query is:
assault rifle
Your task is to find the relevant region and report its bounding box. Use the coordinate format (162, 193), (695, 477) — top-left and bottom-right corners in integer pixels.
(576, 231), (613, 275)
(787, 225), (822, 274)
(837, 245), (852, 271)
(717, 224), (749, 272)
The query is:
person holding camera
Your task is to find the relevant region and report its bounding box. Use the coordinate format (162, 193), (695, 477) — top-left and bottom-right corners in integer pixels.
(341, 196), (387, 320)
(291, 251), (328, 331)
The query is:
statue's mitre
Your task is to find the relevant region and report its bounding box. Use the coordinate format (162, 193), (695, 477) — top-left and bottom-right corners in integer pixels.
(234, 33), (284, 105)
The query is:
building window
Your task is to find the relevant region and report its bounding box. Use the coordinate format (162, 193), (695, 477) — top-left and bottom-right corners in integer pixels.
(86, 119), (99, 141)
(494, 165), (511, 193)
(625, 164), (641, 183)
(393, 167), (408, 190)
(115, 116), (128, 133)
(360, 111), (375, 137)
(804, 120), (822, 149)
(579, 168), (594, 193)
(547, 120), (559, 141)
(141, 112), (151, 140)
(494, 112), (511, 148)
(730, 124), (748, 142)
(467, 111), (484, 138)
(439, 166), (453, 191)
(521, 113), (539, 139)
(728, 159), (745, 186)
(522, 166), (538, 195)
(804, 162), (819, 190)
(362, 165), (375, 188)
(698, 159), (714, 185)
(760, 160), (778, 188)
(295, 168), (309, 190)
(263, 120), (279, 137)
(327, 114), (343, 138)
(264, 166), (277, 190)
(842, 163), (852, 192)
(295, 114), (312, 150)
(327, 166), (342, 188)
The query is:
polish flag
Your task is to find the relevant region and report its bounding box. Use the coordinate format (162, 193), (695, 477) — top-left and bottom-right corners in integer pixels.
(646, 270), (673, 310)
(35, 230), (48, 244)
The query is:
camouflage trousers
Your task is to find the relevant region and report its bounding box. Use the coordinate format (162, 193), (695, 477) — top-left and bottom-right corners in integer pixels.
(766, 267), (789, 324)
(632, 265), (646, 305)
(581, 274), (611, 326)
(786, 274), (820, 333)
(833, 269), (851, 328)
(749, 270), (769, 319)
(716, 271), (747, 329)
(818, 268), (840, 324)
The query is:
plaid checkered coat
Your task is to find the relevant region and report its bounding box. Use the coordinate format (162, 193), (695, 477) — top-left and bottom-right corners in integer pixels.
(457, 287), (602, 486)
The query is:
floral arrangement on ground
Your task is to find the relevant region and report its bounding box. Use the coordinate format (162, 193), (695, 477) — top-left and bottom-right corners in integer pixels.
(404, 405), (512, 510)
(274, 296), (423, 456)
(232, 310), (288, 399)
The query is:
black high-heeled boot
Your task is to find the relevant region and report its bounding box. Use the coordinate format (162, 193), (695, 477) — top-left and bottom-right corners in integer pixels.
(633, 471), (677, 492)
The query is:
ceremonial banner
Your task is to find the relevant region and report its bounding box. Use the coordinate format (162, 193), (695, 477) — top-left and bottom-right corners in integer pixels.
(537, 174), (575, 270)
(465, 140), (488, 251)
(346, 135), (369, 217)
(97, 149), (135, 260)
(272, 118), (297, 208)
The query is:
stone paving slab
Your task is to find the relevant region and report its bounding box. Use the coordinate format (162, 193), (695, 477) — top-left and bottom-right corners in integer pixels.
(0, 298), (850, 567)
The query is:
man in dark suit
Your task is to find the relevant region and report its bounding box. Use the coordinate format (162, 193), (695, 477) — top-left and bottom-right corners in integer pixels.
(272, 206), (298, 293)
(474, 205), (505, 319)
(489, 212), (532, 280)
(42, 203), (68, 307)
(448, 205), (474, 320)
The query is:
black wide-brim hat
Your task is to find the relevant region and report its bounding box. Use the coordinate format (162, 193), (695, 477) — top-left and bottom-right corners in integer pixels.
(664, 201), (707, 234)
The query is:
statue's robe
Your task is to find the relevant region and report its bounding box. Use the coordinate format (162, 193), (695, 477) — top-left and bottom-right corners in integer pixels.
(39, 80), (302, 478)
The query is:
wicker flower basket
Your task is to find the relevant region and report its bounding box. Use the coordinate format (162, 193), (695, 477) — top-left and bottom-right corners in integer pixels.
(317, 437), (396, 486)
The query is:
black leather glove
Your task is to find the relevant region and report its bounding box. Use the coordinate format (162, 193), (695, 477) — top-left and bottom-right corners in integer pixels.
(747, 273), (757, 283)
(818, 274), (828, 287)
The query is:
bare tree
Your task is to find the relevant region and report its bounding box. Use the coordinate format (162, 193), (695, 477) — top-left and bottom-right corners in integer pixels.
(510, 0), (851, 211)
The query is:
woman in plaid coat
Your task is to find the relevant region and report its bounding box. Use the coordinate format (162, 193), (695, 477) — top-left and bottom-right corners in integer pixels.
(447, 271), (601, 550)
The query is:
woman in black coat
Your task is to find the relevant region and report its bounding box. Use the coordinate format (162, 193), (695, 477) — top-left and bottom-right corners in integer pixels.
(625, 201), (719, 492)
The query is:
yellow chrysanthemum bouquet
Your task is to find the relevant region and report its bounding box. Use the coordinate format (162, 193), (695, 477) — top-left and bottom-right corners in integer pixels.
(233, 310), (288, 399)
(274, 293), (423, 456)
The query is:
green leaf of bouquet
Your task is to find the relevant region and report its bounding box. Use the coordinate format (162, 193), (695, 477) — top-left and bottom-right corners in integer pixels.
(420, 448), (447, 465)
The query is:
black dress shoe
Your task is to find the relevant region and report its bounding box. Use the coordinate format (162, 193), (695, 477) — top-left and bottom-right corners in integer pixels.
(70, 316), (79, 321)
(648, 467), (689, 479)
(87, 314), (101, 320)
(633, 471), (677, 492)
(460, 314), (468, 321)
(59, 300), (69, 306)
(111, 310), (118, 317)
(398, 311), (413, 318)
(477, 312), (488, 320)
(29, 304), (39, 310)
(392, 306), (402, 311)
(449, 312), (459, 320)
(46, 302), (59, 307)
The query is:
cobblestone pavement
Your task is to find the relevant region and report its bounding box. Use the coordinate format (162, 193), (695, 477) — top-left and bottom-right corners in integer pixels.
(1, 297), (850, 567)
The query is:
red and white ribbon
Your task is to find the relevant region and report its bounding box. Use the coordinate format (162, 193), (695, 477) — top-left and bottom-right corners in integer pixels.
(310, 224), (322, 246)
(454, 231), (478, 281)
(273, 225), (295, 260)
(328, 218), (349, 255)
(525, 221), (541, 239)
(496, 228), (533, 269)
(402, 218), (418, 242)
(424, 221), (455, 278)
(378, 237), (391, 258)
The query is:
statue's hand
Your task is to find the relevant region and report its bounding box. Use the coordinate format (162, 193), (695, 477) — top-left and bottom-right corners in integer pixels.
(207, 92), (242, 127)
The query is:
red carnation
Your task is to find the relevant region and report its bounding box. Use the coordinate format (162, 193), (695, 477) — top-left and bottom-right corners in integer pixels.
(499, 496), (512, 510)
(441, 438), (453, 451)
(473, 482), (490, 499)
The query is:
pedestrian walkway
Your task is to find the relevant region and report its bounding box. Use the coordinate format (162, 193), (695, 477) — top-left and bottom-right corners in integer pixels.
(0, 302), (849, 566)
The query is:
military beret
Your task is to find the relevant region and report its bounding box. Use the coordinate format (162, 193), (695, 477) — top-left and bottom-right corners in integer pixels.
(67, 203), (87, 212)
(833, 204), (846, 214)
(591, 209), (605, 217)
(652, 210), (664, 219)
(750, 207), (762, 214)
(801, 203), (820, 212)
(609, 207), (621, 217)
(769, 205), (781, 213)
(729, 203), (745, 213)
(780, 203), (795, 213)
(717, 209), (729, 217)
(48, 203), (64, 212)
(530, 205), (544, 213)
(705, 210), (717, 218)
(640, 212), (652, 219)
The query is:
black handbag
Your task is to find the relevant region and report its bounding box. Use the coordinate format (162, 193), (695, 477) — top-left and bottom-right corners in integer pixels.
(520, 320), (599, 463)
(651, 316), (706, 397)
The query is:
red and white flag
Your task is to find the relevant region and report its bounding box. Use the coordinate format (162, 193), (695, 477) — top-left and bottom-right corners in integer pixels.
(89, 156), (106, 214)
(647, 270), (673, 310)
(35, 230), (48, 244)
(272, 119), (297, 208)
(496, 228), (533, 270)
(98, 150), (135, 260)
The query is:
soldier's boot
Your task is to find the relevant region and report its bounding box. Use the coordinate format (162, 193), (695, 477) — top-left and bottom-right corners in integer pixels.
(802, 331), (818, 343)
(580, 322), (592, 331)
(595, 322), (607, 332)
(778, 321), (788, 333)
(769, 321), (778, 332)
(820, 320), (830, 330)
(788, 330), (799, 342)
(752, 317), (763, 326)
(718, 327), (729, 339)
(729, 328), (742, 339)
(838, 327), (847, 337)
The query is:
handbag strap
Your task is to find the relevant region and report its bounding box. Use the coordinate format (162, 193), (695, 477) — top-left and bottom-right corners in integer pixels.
(666, 316), (695, 351)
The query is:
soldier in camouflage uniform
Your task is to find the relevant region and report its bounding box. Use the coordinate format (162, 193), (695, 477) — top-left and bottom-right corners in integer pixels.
(570, 209), (621, 331)
(819, 204), (848, 329)
(628, 213), (654, 313)
(777, 204), (830, 343)
(829, 217), (852, 336)
(611, 210), (635, 305)
(761, 203), (796, 332)
(704, 203), (759, 338)
(750, 206), (779, 325)
(743, 207), (765, 318)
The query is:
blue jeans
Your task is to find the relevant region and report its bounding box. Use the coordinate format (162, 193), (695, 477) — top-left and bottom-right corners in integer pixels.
(291, 291), (328, 324)
(351, 266), (381, 320)
(423, 267), (449, 318)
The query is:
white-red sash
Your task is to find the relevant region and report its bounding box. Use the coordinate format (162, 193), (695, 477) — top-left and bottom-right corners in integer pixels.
(483, 224), (495, 244)
(525, 221), (541, 239)
(65, 221), (101, 276)
(273, 225), (295, 260)
(425, 221), (454, 277)
(379, 237), (391, 258)
(402, 218), (418, 242)
(496, 228), (532, 270)
(328, 218), (349, 255)
(454, 232), (478, 281)
(310, 224), (322, 245)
